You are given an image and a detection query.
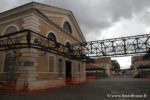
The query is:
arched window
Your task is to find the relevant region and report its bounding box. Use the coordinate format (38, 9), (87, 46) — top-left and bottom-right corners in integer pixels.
(47, 32), (57, 42)
(66, 42), (73, 53)
(63, 21), (72, 34)
(66, 42), (71, 49)
(4, 26), (17, 35)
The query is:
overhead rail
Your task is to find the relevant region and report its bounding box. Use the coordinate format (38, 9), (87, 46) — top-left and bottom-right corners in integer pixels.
(72, 33), (150, 57)
(0, 30), (150, 61)
(0, 30), (86, 61)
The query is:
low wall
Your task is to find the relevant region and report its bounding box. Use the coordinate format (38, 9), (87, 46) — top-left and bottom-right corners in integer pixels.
(0, 79), (66, 95)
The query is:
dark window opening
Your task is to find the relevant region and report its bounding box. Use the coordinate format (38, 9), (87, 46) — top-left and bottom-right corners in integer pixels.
(66, 42), (73, 53)
(63, 22), (72, 34)
(49, 56), (54, 72)
(48, 32), (57, 42)
(4, 26), (17, 35)
(4, 52), (16, 81)
(66, 42), (71, 49)
(65, 61), (72, 78)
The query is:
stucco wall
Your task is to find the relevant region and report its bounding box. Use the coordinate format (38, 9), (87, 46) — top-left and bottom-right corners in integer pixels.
(0, 8), (86, 85)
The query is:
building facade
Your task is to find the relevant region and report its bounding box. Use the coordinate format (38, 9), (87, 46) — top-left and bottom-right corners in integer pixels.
(0, 2), (86, 93)
(86, 57), (112, 78)
(131, 55), (150, 78)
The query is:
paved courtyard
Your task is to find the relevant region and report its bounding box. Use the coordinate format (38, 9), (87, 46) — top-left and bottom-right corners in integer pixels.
(0, 76), (150, 100)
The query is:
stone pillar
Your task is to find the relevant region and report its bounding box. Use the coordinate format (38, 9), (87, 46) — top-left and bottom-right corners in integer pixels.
(15, 13), (41, 91)
(16, 48), (39, 91)
(22, 13), (40, 33)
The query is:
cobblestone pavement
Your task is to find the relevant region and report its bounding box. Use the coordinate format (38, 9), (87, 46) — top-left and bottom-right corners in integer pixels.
(0, 76), (150, 100)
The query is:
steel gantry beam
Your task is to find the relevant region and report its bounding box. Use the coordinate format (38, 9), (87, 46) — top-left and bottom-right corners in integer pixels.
(0, 30), (86, 61)
(72, 34), (150, 57)
(0, 30), (150, 61)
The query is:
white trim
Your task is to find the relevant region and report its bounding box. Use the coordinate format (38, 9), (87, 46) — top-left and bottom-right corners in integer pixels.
(22, 22), (40, 28)
(23, 15), (40, 23)
(22, 13), (41, 33)
(2, 24), (19, 35)
(46, 30), (59, 42)
(48, 53), (56, 72)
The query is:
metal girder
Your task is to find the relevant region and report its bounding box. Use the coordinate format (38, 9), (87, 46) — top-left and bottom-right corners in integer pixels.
(72, 34), (150, 57)
(1, 30), (150, 60)
(0, 30), (86, 61)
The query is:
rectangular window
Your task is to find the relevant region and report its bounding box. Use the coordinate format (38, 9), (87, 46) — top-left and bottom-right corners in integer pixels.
(4, 52), (16, 72)
(58, 59), (63, 77)
(49, 56), (54, 72)
(3, 52), (16, 81)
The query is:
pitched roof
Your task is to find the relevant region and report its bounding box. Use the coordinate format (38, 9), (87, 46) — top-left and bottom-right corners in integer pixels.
(0, 2), (86, 42)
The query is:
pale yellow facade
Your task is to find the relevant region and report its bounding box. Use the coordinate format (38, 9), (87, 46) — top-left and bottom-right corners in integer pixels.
(0, 2), (86, 92)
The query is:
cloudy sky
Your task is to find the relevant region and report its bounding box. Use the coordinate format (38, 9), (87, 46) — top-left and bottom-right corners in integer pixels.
(1, 0), (150, 69)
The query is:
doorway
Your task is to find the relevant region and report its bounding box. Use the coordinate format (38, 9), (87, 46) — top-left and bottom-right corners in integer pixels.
(65, 60), (72, 79)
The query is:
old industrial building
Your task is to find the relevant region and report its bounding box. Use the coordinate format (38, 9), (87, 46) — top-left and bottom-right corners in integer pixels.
(0, 2), (86, 94)
(131, 55), (150, 78)
(86, 57), (113, 79)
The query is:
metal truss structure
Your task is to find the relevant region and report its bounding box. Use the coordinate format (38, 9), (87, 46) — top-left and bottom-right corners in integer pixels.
(72, 34), (150, 57)
(0, 30), (150, 62)
(0, 30), (86, 61)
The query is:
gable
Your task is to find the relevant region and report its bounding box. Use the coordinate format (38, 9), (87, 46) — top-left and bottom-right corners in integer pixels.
(0, 2), (86, 43)
(33, 3), (86, 42)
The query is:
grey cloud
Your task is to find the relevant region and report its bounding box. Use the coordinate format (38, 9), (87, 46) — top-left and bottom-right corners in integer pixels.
(1, 0), (150, 40)
(139, 10), (150, 26)
(37, 0), (150, 34)
(0, 0), (15, 12)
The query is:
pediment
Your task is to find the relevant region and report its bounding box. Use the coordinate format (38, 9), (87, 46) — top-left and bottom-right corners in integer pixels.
(33, 2), (86, 42)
